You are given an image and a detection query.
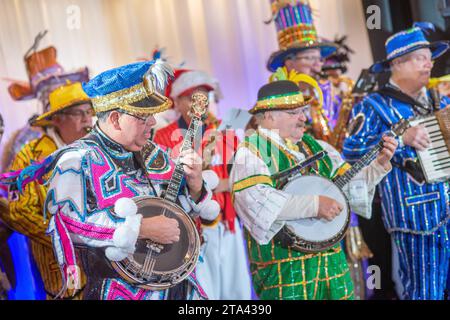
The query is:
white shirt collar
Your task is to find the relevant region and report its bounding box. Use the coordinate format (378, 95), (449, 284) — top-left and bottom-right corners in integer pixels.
(46, 127), (66, 148)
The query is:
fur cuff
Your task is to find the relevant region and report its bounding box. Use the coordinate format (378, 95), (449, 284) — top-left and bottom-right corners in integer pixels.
(112, 214), (142, 250)
(114, 197), (138, 218)
(199, 199), (220, 220)
(187, 183), (213, 213)
(202, 170), (219, 190)
(105, 247), (129, 261)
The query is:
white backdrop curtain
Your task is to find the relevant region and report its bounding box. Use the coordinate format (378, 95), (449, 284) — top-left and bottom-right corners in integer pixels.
(0, 0), (373, 153)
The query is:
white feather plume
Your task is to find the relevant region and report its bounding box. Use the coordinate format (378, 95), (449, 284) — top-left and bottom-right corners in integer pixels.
(145, 59), (174, 93)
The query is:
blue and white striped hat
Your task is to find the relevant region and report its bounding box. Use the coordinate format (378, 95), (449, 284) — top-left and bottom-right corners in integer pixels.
(370, 22), (449, 73)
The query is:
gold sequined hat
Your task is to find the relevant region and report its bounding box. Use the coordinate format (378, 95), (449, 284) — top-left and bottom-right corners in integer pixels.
(82, 60), (173, 116)
(249, 80), (312, 114)
(266, 0), (337, 72)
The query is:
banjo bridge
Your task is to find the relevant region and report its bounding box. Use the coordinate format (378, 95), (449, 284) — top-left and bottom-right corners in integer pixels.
(146, 240), (164, 253)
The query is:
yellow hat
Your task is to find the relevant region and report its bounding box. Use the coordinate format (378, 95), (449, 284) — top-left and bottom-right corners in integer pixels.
(32, 82), (91, 127)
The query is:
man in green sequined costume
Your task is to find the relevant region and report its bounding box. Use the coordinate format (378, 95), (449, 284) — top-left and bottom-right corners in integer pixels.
(230, 80), (397, 300)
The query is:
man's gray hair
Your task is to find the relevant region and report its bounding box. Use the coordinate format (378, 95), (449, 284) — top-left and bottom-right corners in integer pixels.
(254, 110), (281, 125)
(96, 110), (114, 122)
(253, 112), (265, 125)
(284, 53), (297, 63)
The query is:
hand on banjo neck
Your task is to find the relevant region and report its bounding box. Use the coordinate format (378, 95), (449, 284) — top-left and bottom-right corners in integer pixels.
(137, 93), (207, 244)
(316, 133), (398, 222)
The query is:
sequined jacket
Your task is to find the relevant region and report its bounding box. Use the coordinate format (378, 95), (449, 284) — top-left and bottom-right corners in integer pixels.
(343, 89), (450, 234)
(43, 126), (211, 300)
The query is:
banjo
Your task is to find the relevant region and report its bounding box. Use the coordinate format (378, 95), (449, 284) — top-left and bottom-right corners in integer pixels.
(109, 92), (208, 290)
(278, 119), (409, 253)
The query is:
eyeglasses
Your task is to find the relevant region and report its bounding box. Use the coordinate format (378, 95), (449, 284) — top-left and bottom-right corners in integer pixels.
(122, 112), (154, 125)
(282, 107), (310, 116)
(395, 53), (433, 65)
(294, 56), (323, 63)
(61, 109), (95, 118)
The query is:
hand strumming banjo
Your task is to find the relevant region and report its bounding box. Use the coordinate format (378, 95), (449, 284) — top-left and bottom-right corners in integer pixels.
(109, 92), (208, 290)
(278, 119), (409, 253)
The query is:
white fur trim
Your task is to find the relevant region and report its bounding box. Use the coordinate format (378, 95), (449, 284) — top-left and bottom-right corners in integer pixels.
(105, 247), (129, 261)
(170, 71), (217, 98)
(112, 214), (142, 249)
(188, 184), (213, 213)
(114, 198), (138, 218)
(202, 170), (220, 190)
(199, 200), (221, 220)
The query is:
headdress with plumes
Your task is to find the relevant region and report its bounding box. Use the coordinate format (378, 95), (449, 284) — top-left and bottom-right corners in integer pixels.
(270, 66), (323, 108)
(322, 35), (354, 74)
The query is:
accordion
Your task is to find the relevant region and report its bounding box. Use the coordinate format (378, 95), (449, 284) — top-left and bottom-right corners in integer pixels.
(409, 106), (450, 183)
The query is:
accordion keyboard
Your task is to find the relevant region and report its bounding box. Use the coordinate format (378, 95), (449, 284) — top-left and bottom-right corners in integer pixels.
(410, 106), (450, 183)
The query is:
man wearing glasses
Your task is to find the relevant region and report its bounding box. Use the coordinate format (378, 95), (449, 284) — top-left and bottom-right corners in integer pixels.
(1, 60), (217, 300)
(266, 0), (344, 144)
(154, 69), (252, 300)
(230, 79), (396, 300)
(343, 22), (450, 300)
(3, 82), (93, 299)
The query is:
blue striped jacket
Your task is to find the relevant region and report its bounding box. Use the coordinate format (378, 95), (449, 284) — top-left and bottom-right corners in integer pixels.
(343, 90), (450, 234)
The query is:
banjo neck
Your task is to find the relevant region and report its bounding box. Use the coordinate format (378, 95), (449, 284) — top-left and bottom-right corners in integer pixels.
(164, 116), (203, 203)
(332, 140), (384, 189)
(164, 92), (208, 205)
(332, 119), (409, 189)
(110, 93), (208, 291)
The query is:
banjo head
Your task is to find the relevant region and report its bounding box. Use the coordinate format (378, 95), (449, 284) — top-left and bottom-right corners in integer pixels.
(283, 175), (350, 252)
(110, 196), (200, 290)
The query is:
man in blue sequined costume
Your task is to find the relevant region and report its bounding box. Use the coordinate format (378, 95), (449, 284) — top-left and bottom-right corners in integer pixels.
(343, 22), (450, 300)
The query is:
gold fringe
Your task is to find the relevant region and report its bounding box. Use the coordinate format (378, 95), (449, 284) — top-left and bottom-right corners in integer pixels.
(251, 95), (312, 114)
(92, 83), (172, 114)
(117, 100), (172, 115)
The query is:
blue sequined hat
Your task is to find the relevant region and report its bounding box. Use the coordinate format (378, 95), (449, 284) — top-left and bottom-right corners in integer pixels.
(370, 22), (449, 73)
(83, 60), (174, 115)
(266, 0), (337, 72)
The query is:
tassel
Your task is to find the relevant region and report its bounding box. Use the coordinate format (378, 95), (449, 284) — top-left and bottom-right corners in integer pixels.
(16, 154), (55, 192)
(50, 209), (80, 299)
(0, 153), (55, 193)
